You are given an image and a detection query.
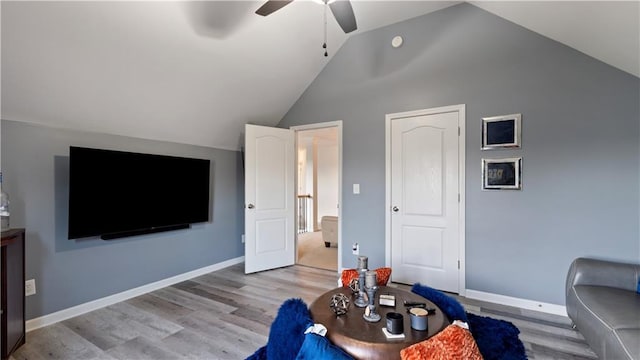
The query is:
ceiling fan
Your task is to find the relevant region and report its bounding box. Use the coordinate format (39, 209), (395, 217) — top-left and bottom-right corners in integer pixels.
(255, 0), (358, 34)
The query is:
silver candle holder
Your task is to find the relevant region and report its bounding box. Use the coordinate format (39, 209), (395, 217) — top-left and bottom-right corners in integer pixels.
(362, 270), (381, 322)
(356, 255), (368, 270)
(354, 270), (368, 308)
(354, 256), (368, 308)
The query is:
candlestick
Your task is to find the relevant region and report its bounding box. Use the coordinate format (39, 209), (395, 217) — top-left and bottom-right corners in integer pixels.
(354, 269), (368, 308)
(357, 256), (368, 270)
(363, 284), (381, 323)
(365, 270), (377, 288)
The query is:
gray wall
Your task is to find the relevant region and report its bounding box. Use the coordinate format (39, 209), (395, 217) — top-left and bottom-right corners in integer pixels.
(278, 3), (640, 305)
(1, 120), (244, 319)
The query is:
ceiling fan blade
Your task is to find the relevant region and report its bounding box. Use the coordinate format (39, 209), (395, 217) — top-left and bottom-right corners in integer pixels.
(255, 0), (294, 16)
(329, 0), (357, 33)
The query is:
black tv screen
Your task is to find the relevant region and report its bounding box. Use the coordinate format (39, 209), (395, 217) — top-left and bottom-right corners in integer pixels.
(68, 146), (210, 240)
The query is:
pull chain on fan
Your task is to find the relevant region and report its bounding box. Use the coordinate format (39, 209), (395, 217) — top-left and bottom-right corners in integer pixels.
(323, 2), (328, 57)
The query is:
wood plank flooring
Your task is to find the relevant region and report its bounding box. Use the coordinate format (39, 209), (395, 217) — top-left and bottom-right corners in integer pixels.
(11, 263), (597, 360)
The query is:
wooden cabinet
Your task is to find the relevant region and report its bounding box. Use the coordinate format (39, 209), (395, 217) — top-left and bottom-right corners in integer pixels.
(1, 228), (25, 360)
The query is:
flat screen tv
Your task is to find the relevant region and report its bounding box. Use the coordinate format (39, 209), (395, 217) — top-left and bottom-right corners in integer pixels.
(68, 146), (210, 240)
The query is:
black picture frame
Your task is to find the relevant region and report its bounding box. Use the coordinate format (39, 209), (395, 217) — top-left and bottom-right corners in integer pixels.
(482, 158), (522, 190)
(482, 114), (521, 150)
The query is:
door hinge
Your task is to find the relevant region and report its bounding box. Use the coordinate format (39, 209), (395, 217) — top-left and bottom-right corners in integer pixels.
(458, 127), (461, 136)
(458, 260), (461, 269)
(458, 193), (460, 202)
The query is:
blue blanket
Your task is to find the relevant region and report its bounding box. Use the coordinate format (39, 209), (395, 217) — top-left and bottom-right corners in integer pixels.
(411, 283), (527, 360)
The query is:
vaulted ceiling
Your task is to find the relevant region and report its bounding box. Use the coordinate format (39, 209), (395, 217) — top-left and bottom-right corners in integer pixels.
(2, 1), (638, 150)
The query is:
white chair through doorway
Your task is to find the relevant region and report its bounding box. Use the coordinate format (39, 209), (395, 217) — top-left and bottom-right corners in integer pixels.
(321, 216), (338, 248)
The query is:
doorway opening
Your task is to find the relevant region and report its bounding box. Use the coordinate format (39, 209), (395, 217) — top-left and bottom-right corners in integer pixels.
(294, 123), (341, 272)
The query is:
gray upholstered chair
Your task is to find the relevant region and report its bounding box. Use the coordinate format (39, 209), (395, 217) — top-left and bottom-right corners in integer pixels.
(566, 257), (640, 360)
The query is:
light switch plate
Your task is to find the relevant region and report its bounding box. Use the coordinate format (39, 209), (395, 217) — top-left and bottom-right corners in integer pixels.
(25, 279), (36, 296)
(353, 184), (360, 194)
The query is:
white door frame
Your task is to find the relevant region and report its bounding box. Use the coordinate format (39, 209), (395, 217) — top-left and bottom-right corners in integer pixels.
(384, 105), (466, 295)
(291, 121), (343, 274)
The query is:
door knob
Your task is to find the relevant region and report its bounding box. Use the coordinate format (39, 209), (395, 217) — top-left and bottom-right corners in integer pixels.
(247, 204), (255, 209)
(392, 206), (399, 212)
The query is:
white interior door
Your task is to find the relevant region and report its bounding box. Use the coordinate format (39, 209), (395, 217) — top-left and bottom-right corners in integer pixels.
(245, 124), (295, 274)
(388, 106), (464, 293)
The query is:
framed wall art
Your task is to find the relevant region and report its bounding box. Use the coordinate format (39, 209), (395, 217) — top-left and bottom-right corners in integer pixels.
(482, 113), (521, 150)
(482, 157), (522, 190)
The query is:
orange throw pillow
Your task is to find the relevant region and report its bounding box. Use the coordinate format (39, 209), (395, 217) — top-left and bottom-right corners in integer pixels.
(341, 267), (392, 287)
(376, 267), (391, 286)
(400, 322), (483, 360)
(341, 269), (359, 288)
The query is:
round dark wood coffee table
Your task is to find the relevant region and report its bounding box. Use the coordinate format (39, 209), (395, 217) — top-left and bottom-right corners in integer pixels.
(309, 286), (449, 360)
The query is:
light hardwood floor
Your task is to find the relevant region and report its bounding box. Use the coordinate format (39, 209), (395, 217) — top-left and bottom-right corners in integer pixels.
(11, 263), (597, 360)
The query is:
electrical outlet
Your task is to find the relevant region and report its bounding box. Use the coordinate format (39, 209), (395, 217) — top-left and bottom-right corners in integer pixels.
(352, 243), (359, 255)
(241, 234), (245, 243)
(25, 279), (36, 296)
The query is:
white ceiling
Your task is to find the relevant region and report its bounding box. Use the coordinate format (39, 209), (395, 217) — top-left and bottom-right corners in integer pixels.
(2, 1), (638, 151)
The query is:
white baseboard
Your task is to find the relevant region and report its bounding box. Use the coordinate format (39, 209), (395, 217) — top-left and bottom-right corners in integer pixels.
(465, 289), (567, 317)
(26, 256), (245, 332)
